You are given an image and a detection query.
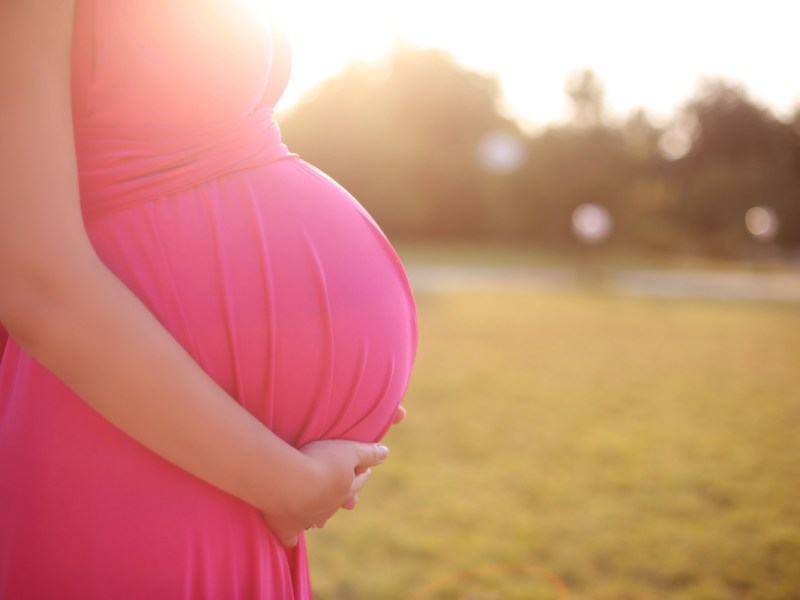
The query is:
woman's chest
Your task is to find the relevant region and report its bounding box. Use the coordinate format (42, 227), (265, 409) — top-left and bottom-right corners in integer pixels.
(71, 0), (275, 125)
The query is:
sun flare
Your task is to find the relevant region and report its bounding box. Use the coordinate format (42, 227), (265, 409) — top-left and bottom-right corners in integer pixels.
(276, 0), (800, 129)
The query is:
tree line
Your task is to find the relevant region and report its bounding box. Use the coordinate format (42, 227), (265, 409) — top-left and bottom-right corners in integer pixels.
(279, 46), (800, 256)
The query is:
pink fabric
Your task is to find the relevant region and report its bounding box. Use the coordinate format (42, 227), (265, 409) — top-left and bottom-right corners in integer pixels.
(0, 2), (417, 599)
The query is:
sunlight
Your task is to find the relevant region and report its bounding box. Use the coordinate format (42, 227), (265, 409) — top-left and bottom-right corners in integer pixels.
(275, 0), (800, 129)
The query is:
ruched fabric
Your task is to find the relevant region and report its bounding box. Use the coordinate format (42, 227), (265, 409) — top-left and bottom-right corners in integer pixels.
(76, 107), (294, 218)
(0, 2), (417, 599)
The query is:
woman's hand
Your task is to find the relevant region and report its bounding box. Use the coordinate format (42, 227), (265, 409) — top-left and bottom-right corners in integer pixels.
(337, 405), (407, 512)
(262, 440), (389, 548)
(392, 405), (407, 425)
(264, 404), (408, 548)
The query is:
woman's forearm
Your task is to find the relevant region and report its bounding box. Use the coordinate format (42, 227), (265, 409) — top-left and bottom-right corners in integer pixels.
(3, 249), (309, 515)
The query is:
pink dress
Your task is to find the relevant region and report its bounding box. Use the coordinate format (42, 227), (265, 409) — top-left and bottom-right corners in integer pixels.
(0, 2), (417, 598)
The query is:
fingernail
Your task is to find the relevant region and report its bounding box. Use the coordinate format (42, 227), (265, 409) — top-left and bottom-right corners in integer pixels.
(377, 444), (389, 462)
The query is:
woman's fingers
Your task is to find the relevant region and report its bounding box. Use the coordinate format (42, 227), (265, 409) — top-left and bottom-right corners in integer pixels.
(266, 440), (391, 546)
(341, 494), (359, 510)
(356, 443), (388, 470)
(392, 405), (407, 424)
(352, 467), (372, 493)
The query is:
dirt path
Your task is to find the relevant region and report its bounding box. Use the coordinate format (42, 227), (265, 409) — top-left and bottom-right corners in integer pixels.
(406, 264), (800, 301)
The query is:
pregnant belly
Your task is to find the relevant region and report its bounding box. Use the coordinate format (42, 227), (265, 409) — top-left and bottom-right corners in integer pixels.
(86, 157), (417, 447)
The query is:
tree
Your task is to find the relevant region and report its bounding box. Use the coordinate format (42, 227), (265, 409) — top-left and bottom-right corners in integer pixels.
(669, 80), (800, 252)
(279, 53), (800, 253)
(564, 69), (606, 129)
(279, 46), (515, 238)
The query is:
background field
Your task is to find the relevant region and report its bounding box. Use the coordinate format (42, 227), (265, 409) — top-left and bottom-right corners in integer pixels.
(307, 258), (800, 599)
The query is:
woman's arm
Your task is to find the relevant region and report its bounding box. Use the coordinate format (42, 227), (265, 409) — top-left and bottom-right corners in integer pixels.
(0, 0), (387, 548)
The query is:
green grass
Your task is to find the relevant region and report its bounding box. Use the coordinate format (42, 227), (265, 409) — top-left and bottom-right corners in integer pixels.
(307, 288), (800, 600)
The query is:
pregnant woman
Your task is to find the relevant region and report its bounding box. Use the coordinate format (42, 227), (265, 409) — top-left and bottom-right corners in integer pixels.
(0, 1), (417, 598)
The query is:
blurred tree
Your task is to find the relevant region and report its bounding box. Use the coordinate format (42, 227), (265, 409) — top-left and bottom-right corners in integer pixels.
(564, 69), (606, 129)
(279, 46), (514, 239)
(508, 72), (639, 247)
(279, 50), (800, 254)
(789, 104), (800, 134)
(620, 109), (682, 251)
(670, 80), (800, 252)
(510, 125), (629, 244)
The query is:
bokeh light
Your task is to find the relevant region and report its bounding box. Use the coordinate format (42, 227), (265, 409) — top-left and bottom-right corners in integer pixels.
(658, 127), (693, 160)
(572, 203), (613, 244)
(476, 130), (527, 173)
(745, 206), (779, 242)
(658, 114), (698, 161)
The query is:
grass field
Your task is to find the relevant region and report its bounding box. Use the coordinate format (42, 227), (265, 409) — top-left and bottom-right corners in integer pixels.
(307, 282), (800, 599)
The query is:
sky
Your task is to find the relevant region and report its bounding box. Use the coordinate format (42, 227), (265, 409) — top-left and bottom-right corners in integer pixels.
(274, 0), (800, 131)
